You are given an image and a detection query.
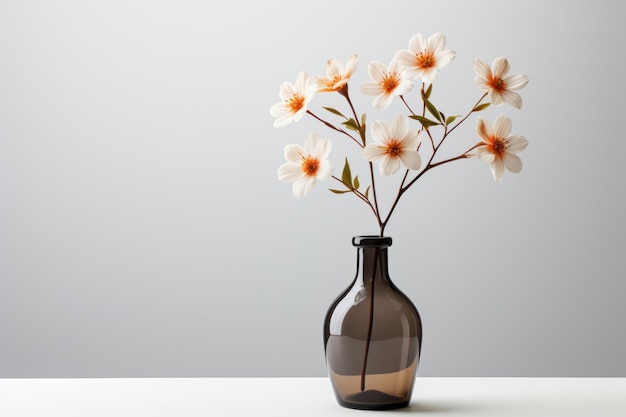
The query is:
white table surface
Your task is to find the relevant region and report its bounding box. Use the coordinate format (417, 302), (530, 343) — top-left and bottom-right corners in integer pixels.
(1, 377), (625, 416)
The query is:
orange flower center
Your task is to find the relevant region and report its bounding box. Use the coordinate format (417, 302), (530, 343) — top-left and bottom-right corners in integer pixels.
(416, 52), (435, 69)
(301, 156), (320, 176)
(488, 76), (506, 92)
(287, 94), (305, 113)
(488, 137), (509, 157)
(385, 139), (403, 157)
(380, 73), (400, 94)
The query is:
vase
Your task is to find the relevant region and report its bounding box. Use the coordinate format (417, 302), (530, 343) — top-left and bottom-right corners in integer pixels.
(323, 236), (422, 410)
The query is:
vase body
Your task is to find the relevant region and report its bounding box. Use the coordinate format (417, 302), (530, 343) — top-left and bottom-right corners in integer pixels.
(324, 236), (422, 410)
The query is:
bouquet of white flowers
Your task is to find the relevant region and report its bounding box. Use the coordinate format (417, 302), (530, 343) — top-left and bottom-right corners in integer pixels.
(271, 32), (528, 236)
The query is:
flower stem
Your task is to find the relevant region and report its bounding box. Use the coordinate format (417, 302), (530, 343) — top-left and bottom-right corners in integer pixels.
(447, 92), (488, 135)
(307, 110), (362, 147)
(340, 90), (382, 229)
(331, 176), (378, 219)
(377, 93), (490, 234)
(360, 247), (380, 392)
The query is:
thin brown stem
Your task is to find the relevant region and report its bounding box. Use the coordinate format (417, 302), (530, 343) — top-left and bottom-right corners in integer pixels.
(331, 176), (378, 218)
(379, 142), (481, 235)
(307, 110), (363, 147)
(360, 247), (380, 391)
(447, 92), (488, 136)
(339, 90), (382, 229)
(400, 95), (416, 116)
(341, 89), (365, 144)
(368, 162), (383, 232)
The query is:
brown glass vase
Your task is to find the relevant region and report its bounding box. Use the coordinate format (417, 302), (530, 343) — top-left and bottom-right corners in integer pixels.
(323, 236), (422, 410)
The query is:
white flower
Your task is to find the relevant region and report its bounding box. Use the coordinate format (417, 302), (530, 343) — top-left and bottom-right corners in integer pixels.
(363, 116), (422, 176)
(314, 54), (358, 93)
(476, 115), (528, 182)
(270, 71), (317, 128)
(358, 60), (413, 109)
(473, 56), (529, 109)
(278, 133), (333, 198)
(394, 33), (456, 84)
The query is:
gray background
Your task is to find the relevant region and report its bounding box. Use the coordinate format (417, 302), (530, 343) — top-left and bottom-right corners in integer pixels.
(1, 0), (625, 378)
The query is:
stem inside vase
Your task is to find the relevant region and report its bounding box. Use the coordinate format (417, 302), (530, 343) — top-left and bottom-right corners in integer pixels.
(360, 246), (380, 392)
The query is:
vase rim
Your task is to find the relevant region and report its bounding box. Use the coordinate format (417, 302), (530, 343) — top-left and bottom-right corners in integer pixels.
(352, 235), (392, 248)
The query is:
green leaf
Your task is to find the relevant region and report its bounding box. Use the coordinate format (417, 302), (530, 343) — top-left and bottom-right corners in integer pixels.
(421, 84), (433, 100)
(425, 99), (442, 122)
(341, 158), (352, 187)
(364, 186), (370, 200)
(445, 115), (460, 125)
(342, 118), (359, 132)
(329, 188), (352, 194)
(360, 113), (367, 138)
(323, 107), (347, 119)
(409, 114), (441, 128)
(472, 103), (491, 112)
(353, 175), (360, 190)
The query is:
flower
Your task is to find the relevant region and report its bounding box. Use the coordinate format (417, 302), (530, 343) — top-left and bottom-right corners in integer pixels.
(272, 33), (528, 235)
(476, 115), (528, 182)
(270, 71), (317, 128)
(359, 60), (413, 109)
(314, 54), (358, 94)
(277, 132), (333, 198)
(363, 116), (422, 175)
(473, 56), (529, 109)
(394, 33), (456, 84)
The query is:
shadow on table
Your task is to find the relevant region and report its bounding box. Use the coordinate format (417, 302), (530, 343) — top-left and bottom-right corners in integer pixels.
(389, 400), (485, 414)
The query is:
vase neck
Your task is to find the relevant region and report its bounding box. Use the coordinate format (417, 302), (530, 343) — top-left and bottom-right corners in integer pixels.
(353, 236), (392, 286)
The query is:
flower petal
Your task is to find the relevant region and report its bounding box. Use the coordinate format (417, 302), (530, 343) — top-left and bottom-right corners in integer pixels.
(475, 117), (492, 142)
(371, 120), (392, 144)
(490, 158), (505, 182)
(362, 144), (385, 162)
(491, 56), (510, 78)
(359, 81), (382, 96)
(501, 90), (523, 109)
(477, 147), (495, 163)
(396, 78), (414, 95)
(436, 49), (456, 68)
(367, 61), (386, 82)
(400, 150), (422, 170)
(399, 131), (420, 149)
(420, 68), (439, 85)
(315, 136), (332, 159)
(473, 59), (491, 79)
(327, 58), (343, 78)
(373, 93), (394, 109)
(294, 71), (309, 92)
(493, 115), (512, 138)
(503, 152), (523, 173)
(507, 135), (528, 153)
(317, 160), (333, 180)
(410, 33), (427, 53)
(345, 54), (358, 75)
(379, 155), (401, 176)
(292, 175), (316, 198)
(428, 33), (447, 53)
(277, 163), (303, 183)
(504, 74), (529, 90)
(391, 115), (410, 139)
(489, 90), (505, 106)
(394, 50), (416, 69)
(284, 144), (305, 163)
(278, 81), (295, 100)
